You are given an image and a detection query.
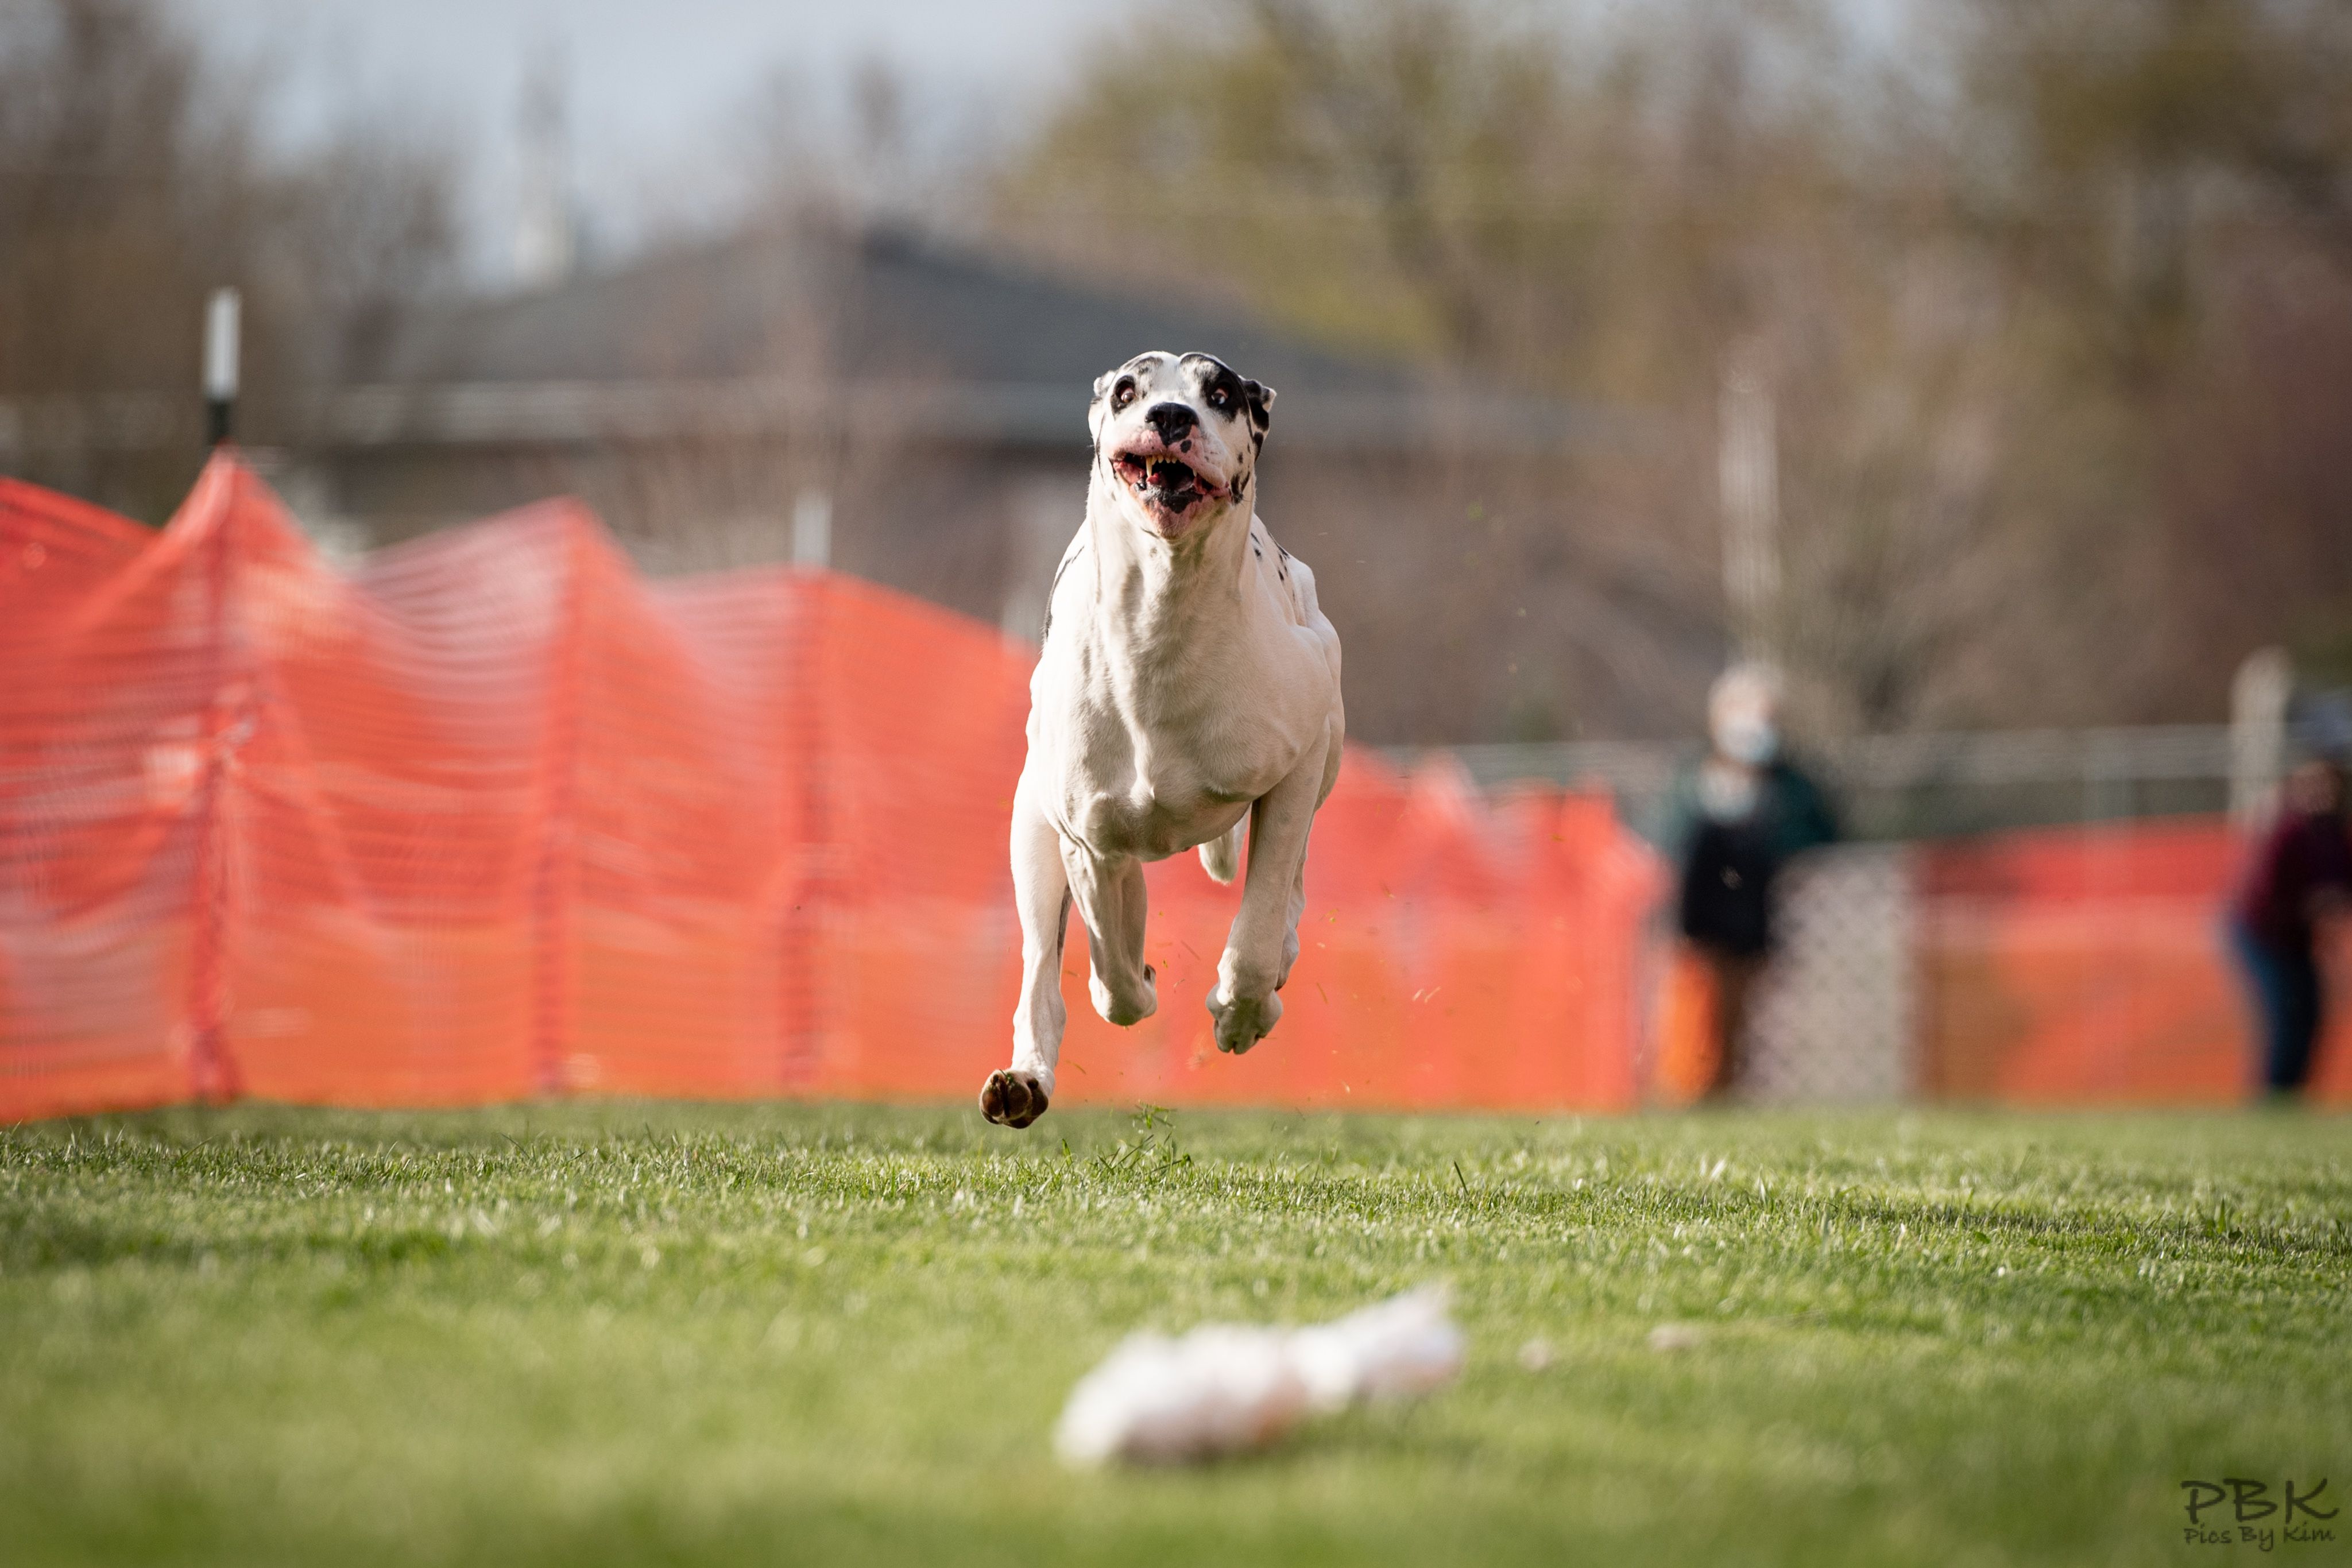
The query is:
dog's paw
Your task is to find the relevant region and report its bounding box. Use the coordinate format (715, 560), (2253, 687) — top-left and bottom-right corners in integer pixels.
(1089, 963), (1158, 1028)
(978, 1068), (1051, 1128)
(1206, 986), (1282, 1055)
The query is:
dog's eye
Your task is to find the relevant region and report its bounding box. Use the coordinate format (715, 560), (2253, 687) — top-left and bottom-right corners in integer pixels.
(1207, 386), (1231, 411)
(1112, 378), (1138, 411)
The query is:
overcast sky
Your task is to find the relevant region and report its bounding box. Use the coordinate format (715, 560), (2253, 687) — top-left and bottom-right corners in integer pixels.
(163, 0), (1917, 287)
(165, 0), (1152, 277)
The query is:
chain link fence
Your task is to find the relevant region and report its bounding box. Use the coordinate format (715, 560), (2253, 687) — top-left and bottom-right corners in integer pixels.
(1742, 846), (1916, 1102)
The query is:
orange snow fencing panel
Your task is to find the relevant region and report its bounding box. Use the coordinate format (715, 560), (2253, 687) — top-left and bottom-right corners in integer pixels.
(0, 474), (201, 1118)
(1038, 761), (1661, 1114)
(22, 458), (2329, 1120)
(1916, 821), (2352, 1105)
(18, 454), (2352, 1114)
(0, 456), (1662, 1121)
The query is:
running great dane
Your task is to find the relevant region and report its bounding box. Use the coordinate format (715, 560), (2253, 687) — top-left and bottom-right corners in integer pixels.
(979, 351), (1345, 1128)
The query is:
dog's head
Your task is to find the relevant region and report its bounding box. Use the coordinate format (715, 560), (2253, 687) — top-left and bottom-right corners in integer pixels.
(1088, 350), (1275, 539)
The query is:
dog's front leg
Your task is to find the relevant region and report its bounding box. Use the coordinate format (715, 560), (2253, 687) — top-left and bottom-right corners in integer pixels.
(1208, 736), (1329, 1055)
(981, 775), (1069, 1129)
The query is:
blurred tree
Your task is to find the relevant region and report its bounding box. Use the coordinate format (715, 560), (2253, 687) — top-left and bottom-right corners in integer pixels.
(1000, 0), (1993, 737)
(1964, 0), (2352, 363)
(997, 0), (2352, 740)
(0, 0), (457, 521)
(1953, 0), (2352, 718)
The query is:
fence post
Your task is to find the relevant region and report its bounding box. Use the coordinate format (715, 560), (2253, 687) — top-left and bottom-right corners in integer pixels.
(529, 522), (587, 1097)
(185, 465), (244, 1103)
(777, 572), (832, 1091)
(203, 288), (239, 448)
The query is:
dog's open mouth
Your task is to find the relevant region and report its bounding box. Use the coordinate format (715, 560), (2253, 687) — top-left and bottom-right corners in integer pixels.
(1112, 448), (1222, 518)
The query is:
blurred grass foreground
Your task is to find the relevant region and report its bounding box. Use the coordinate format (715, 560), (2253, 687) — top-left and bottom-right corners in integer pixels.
(5, 1102), (2347, 1567)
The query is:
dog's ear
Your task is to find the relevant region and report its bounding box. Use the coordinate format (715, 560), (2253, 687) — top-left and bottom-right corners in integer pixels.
(1088, 366), (1132, 445)
(1245, 380), (1275, 432)
(1088, 367), (1119, 445)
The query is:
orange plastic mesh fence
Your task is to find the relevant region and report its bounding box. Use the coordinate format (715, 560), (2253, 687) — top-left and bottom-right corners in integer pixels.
(1916, 823), (2352, 1104)
(7, 460), (2341, 1117)
(0, 458), (1664, 1120)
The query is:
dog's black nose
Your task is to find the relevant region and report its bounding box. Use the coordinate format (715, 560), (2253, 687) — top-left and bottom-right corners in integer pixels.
(1144, 402), (1198, 440)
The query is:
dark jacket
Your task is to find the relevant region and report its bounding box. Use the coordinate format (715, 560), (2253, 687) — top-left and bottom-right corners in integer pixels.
(2234, 809), (2352, 953)
(1665, 758), (1839, 959)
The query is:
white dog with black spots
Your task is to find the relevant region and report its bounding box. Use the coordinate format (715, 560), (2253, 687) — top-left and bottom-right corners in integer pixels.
(980, 351), (1344, 1128)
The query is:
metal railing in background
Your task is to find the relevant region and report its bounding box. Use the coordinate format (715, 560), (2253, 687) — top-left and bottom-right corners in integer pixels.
(1390, 725), (2239, 842)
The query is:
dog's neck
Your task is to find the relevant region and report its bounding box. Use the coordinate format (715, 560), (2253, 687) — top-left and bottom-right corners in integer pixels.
(1082, 466), (1254, 669)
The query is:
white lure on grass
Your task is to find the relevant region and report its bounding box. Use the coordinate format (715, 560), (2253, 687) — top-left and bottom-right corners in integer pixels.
(1053, 1284), (1465, 1466)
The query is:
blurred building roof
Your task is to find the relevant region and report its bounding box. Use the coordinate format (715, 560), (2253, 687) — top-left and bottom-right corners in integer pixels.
(388, 222), (1398, 393)
(333, 220), (1619, 456)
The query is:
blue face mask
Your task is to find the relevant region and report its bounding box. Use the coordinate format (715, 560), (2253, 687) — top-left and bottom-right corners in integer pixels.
(1716, 715), (1778, 768)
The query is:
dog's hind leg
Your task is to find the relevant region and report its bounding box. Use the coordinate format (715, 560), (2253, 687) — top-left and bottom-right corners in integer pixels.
(1062, 841), (1158, 1028)
(982, 775), (1069, 1129)
(1198, 817), (1244, 885)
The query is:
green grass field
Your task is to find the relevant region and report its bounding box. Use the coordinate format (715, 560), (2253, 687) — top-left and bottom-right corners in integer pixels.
(3, 1102), (2347, 1567)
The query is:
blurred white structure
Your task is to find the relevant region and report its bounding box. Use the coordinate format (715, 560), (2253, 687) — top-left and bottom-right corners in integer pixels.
(2229, 646), (2293, 827)
(512, 45), (577, 292)
(791, 489), (832, 568)
(1719, 338), (1781, 663)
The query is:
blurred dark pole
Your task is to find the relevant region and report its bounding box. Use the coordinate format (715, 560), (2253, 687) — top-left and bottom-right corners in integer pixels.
(203, 287), (240, 447)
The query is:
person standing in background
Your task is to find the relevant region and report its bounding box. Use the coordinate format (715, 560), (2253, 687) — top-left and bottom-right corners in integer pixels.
(2229, 758), (2352, 1099)
(1663, 664), (1839, 1100)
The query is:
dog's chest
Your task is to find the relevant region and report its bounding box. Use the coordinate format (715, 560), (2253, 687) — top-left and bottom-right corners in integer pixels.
(1065, 744), (1248, 859)
(1035, 518), (1326, 861)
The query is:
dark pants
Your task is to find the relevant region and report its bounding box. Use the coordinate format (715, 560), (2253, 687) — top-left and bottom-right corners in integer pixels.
(1693, 944), (1765, 1098)
(2229, 922), (2323, 1095)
